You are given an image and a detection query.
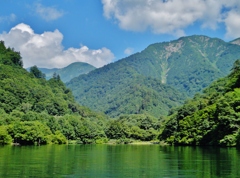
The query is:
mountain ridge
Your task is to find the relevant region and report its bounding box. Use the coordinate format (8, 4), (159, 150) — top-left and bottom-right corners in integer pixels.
(67, 35), (240, 117)
(230, 37), (240, 45)
(29, 62), (96, 83)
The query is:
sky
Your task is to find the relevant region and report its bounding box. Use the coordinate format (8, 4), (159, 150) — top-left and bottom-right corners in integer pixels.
(0, 0), (240, 69)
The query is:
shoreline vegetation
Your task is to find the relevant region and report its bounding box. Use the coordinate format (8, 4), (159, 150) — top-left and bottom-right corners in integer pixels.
(11, 139), (164, 146)
(104, 139), (161, 145)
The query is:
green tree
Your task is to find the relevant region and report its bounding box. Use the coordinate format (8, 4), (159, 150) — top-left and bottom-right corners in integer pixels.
(105, 120), (129, 139)
(51, 130), (67, 144)
(6, 48), (23, 67)
(10, 121), (52, 145)
(0, 125), (12, 145)
(58, 117), (75, 140)
(30, 65), (46, 79)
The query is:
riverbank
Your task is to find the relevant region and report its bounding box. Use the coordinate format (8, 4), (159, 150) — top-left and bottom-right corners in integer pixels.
(106, 139), (166, 145)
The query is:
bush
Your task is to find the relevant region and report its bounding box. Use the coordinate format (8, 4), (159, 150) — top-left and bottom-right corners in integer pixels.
(51, 131), (67, 144)
(0, 125), (12, 145)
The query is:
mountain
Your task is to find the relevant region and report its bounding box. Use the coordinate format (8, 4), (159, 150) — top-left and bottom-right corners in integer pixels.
(118, 35), (240, 95)
(36, 62), (96, 83)
(67, 35), (240, 117)
(0, 41), (107, 145)
(38, 68), (59, 77)
(160, 59), (240, 146)
(69, 66), (186, 117)
(230, 38), (240, 45)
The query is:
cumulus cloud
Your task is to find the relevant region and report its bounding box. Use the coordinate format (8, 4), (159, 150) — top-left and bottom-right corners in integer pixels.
(35, 3), (64, 21)
(0, 23), (115, 68)
(124, 47), (134, 55)
(102, 0), (240, 38)
(224, 10), (240, 38)
(0, 13), (16, 23)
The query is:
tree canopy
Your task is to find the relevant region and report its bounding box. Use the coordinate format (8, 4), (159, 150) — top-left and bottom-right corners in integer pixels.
(0, 41), (108, 145)
(160, 60), (240, 146)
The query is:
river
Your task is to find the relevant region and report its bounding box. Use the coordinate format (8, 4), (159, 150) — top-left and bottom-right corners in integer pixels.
(0, 145), (239, 177)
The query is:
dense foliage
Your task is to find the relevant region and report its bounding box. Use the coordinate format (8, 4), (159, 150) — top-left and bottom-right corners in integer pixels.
(160, 59), (240, 146)
(0, 41), (162, 146)
(105, 114), (162, 143)
(0, 41), (108, 145)
(68, 63), (185, 118)
(0, 41), (23, 67)
(29, 65), (46, 79)
(67, 35), (240, 117)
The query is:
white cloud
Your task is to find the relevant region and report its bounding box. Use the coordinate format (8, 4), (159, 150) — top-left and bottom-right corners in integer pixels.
(35, 3), (64, 21)
(51, 46), (114, 68)
(0, 13), (16, 23)
(124, 47), (134, 55)
(101, 0), (240, 38)
(224, 10), (240, 39)
(0, 23), (115, 68)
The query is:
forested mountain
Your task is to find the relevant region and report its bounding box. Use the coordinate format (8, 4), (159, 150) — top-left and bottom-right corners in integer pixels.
(34, 62), (96, 83)
(0, 41), (107, 145)
(2, 36), (240, 146)
(67, 35), (240, 117)
(0, 41), (176, 145)
(160, 59), (240, 146)
(69, 65), (185, 117)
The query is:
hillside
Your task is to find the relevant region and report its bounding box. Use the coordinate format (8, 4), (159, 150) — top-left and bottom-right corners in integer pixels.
(120, 35), (240, 95)
(68, 62), (186, 117)
(67, 35), (240, 117)
(0, 41), (107, 145)
(160, 59), (240, 146)
(69, 64), (186, 117)
(36, 62), (96, 83)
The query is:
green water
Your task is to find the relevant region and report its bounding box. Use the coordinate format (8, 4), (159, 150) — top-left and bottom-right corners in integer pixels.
(0, 145), (239, 178)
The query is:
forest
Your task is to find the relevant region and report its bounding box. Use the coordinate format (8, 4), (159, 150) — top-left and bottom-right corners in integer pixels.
(160, 59), (240, 146)
(0, 41), (162, 145)
(1, 39), (240, 146)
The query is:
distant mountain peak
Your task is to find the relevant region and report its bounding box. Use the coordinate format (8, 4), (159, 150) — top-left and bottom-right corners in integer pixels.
(230, 38), (240, 45)
(37, 62), (96, 82)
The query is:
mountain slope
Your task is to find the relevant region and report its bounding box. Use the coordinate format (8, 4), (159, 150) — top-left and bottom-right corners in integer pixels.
(67, 35), (240, 117)
(37, 62), (96, 82)
(0, 41), (107, 145)
(119, 35), (240, 95)
(69, 65), (186, 117)
(160, 59), (240, 146)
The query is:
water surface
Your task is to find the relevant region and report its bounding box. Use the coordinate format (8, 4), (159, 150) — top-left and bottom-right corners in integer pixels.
(0, 145), (239, 177)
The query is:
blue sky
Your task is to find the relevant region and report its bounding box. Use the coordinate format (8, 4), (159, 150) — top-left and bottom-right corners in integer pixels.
(0, 0), (240, 68)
